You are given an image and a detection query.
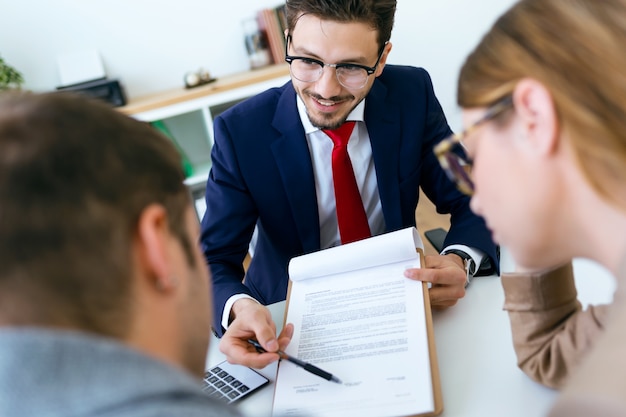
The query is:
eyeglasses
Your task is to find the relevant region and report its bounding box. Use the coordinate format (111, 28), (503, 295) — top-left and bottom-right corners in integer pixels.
(434, 96), (513, 195)
(284, 35), (387, 89)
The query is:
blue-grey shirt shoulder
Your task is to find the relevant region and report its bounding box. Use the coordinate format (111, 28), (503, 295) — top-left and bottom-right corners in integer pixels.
(0, 329), (244, 417)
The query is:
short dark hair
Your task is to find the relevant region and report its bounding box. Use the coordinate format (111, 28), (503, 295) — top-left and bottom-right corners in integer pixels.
(0, 91), (192, 337)
(285, 0), (397, 48)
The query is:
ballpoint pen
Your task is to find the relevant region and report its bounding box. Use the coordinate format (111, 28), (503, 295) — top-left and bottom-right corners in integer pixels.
(247, 339), (342, 384)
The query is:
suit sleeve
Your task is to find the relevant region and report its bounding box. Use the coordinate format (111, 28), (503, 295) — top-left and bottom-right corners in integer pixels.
(414, 68), (499, 272)
(501, 262), (610, 388)
(200, 114), (258, 336)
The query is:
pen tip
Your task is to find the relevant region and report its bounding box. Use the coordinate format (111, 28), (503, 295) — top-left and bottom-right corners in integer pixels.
(331, 376), (342, 384)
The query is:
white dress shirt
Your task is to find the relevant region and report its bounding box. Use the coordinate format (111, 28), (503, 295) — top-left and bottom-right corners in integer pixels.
(221, 96), (484, 329)
(297, 96), (385, 249)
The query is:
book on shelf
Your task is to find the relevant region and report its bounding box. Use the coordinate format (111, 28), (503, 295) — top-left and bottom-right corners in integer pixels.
(256, 4), (287, 65)
(272, 227), (443, 417)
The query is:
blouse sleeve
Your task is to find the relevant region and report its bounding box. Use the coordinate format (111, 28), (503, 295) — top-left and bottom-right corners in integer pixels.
(501, 262), (610, 388)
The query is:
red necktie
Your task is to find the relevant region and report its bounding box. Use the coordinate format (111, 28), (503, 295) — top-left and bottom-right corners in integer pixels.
(324, 121), (371, 244)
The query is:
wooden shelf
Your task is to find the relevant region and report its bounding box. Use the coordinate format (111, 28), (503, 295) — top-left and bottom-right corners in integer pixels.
(118, 64), (290, 116)
(116, 64), (291, 189)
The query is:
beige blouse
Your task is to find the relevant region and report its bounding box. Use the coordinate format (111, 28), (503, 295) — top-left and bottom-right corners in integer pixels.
(501, 259), (626, 416)
(501, 262), (609, 388)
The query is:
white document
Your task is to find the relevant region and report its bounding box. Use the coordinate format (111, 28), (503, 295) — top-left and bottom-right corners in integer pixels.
(272, 227), (439, 417)
(56, 49), (106, 87)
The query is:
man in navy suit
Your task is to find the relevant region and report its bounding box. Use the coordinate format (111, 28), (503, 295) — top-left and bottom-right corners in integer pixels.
(201, 0), (498, 367)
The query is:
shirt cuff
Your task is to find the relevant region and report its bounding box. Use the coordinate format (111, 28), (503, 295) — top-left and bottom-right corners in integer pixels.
(501, 262), (575, 311)
(221, 294), (259, 331)
(441, 244), (485, 273)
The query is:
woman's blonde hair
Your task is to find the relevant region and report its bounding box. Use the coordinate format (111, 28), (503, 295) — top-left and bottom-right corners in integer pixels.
(458, 0), (626, 208)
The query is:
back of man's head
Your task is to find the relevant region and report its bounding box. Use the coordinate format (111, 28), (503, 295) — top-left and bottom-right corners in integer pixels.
(0, 91), (192, 338)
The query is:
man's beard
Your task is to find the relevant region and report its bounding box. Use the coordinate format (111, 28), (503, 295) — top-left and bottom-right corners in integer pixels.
(297, 88), (363, 130)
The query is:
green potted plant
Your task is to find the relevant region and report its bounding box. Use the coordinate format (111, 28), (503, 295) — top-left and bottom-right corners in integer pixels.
(0, 55), (24, 91)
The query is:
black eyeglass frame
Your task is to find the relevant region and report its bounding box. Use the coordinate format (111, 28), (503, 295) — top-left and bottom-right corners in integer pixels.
(284, 35), (387, 89)
(434, 95), (514, 195)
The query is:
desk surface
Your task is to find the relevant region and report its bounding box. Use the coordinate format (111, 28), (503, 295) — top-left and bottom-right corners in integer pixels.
(206, 250), (615, 417)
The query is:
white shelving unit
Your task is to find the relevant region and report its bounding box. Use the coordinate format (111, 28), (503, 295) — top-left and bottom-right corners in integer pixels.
(118, 64), (291, 187)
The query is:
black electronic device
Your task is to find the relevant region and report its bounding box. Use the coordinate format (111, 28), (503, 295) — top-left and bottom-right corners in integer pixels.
(56, 78), (127, 107)
(424, 227), (447, 253)
(202, 360), (269, 404)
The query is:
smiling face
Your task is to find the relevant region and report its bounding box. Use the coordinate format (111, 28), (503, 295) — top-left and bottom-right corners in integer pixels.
(288, 14), (390, 130)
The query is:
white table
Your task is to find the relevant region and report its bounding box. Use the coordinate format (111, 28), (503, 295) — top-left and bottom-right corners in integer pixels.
(206, 248), (616, 417)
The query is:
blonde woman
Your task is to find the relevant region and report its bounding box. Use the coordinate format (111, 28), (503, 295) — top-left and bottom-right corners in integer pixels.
(434, 0), (626, 415)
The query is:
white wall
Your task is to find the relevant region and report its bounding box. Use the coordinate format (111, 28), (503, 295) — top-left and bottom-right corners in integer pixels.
(1, 0), (516, 127)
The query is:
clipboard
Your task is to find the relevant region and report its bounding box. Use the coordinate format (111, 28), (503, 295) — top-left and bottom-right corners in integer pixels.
(418, 247), (444, 416)
(275, 227), (443, 417)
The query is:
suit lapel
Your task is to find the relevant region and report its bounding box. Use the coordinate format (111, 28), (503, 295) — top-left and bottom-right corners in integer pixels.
(268, 79), (405, 252)
(365, 80), (404, 231)
(270, 85), (321, 253)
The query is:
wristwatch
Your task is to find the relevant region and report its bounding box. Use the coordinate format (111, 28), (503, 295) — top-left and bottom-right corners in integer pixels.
(442, 249), (476, 287)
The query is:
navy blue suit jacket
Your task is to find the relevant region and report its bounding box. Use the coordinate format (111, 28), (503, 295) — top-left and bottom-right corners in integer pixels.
(201, 65), (498, 336)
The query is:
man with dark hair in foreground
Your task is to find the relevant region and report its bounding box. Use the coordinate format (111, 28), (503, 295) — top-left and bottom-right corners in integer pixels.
(0, 91), (245, 416)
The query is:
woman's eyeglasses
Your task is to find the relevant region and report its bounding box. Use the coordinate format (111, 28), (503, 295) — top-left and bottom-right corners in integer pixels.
(434, 96), (513, 195)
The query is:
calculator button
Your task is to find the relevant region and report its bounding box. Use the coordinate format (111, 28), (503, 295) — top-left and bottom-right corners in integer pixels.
(202, 386), (216, 394)
(203, 362), (267, 404)
(209, 391), (223, 400)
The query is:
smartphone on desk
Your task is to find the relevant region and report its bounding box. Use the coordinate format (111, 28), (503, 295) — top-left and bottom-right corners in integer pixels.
(424, 227), (447, 253)
(202, 360), (269, 404)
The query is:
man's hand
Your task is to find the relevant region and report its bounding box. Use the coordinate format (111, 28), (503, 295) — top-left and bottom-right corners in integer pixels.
(403, 253), (467, 309)
(219, 298), (294, 368)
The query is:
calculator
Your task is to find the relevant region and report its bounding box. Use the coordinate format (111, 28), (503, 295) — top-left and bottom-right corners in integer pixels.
(202, 360), (270, 404)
